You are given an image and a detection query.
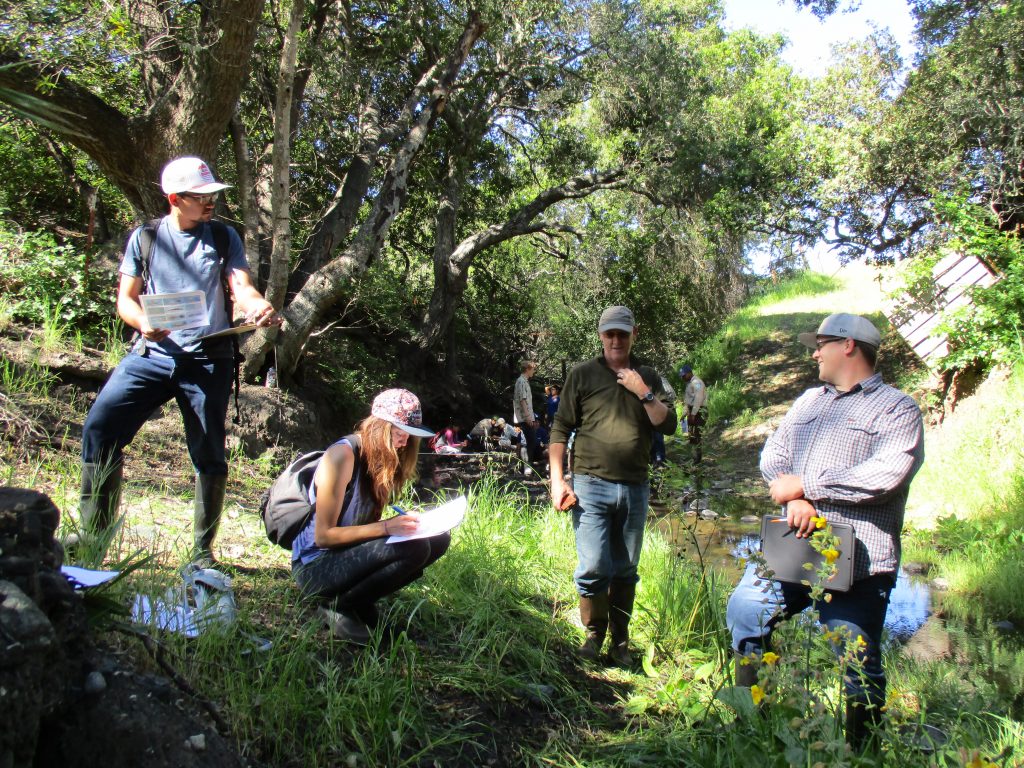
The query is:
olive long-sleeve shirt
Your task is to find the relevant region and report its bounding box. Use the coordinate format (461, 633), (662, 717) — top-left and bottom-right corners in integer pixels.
(550, 354), (677, 485)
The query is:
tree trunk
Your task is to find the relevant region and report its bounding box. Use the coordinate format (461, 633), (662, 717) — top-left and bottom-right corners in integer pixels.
(0, 0), (266, 215)
(229, 111), (264, 277)
(245, 12), (487, 382)
(415, 167), (627, 353)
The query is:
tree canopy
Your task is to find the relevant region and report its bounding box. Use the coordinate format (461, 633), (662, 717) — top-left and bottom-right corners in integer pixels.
(2, 0), (1022, 414)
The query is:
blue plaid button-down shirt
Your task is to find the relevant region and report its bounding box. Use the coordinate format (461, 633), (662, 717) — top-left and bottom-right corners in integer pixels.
(760, 373), (925, 580)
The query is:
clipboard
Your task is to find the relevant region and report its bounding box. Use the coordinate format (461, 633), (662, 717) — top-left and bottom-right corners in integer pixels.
(198, 323), (260, 341)
(759, 515), (855, 592)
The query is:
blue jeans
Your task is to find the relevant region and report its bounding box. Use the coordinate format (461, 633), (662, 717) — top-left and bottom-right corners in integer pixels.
(650, 432), (665, 463)
(82, 351), (233, 475)
(571, 473), (649, 596)
(726, 562), (894, 706)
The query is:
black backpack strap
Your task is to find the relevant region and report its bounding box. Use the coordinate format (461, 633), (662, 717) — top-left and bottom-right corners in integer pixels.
(136, 218), (163, 287)
(127, 219), (163, 353)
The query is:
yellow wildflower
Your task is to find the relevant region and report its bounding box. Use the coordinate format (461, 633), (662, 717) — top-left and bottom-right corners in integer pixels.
(822, 547), (839, 565)
(750, 685), (764, 706)
(965, 753), (999, 768)
(811, 516), (826, 529)
(761, 652), (780, 665)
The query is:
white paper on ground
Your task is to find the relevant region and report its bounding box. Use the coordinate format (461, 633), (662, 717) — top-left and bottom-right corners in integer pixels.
(61, 565), (121, 589)
(131, 592), (202, 637)
(386, 495), (467, 543)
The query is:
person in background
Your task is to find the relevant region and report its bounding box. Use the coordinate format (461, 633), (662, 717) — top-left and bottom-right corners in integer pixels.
(74, 156), (281, 565)
(513, 360), (540, 472)
(650, 376), (677, 466)
(549, 305), (677, 666)
(443, 422), (468, 452)
(680, 364), (707, 463)
(292, 389), (451, 644)
(468, 417), (493, 451)
(546, 383), (561, 424)
(490, 417), (505, 444)
(725, 313), (924, 751)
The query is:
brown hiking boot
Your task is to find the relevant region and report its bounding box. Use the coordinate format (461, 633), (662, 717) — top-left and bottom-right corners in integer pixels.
(578, 593), (609, 661)
(608, 581), (636, 668)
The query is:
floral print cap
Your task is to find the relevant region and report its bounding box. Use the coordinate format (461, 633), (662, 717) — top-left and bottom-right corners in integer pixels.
(371, 388), (434, 438)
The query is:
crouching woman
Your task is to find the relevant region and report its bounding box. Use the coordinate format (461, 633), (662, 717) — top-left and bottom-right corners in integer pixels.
(292, 389), (450, 643)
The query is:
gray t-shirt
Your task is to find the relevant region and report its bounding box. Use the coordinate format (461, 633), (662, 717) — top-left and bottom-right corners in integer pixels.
(120, 217), (249, 358)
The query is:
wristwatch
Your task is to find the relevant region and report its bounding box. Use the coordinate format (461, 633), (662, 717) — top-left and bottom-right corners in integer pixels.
(641, 390), (655, 403)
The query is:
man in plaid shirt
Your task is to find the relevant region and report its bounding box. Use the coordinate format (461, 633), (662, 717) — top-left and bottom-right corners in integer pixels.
(726, 313), (924, 750)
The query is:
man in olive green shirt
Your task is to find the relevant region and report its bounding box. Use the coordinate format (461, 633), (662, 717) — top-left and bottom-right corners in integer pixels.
(549, 305), (676, 665)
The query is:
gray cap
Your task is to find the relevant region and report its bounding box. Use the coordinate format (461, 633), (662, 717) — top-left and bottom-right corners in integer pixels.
(798, 313), (881, 350)
(598, 305), (635, 333)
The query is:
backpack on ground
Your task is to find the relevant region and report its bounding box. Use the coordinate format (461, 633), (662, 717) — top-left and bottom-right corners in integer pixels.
(260, 435), (361, 549)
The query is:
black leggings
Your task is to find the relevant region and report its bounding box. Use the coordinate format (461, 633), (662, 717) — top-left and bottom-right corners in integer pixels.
(294, 533), (451, 609)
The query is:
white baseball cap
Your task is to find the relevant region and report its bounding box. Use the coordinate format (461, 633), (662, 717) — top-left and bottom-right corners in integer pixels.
(160, 156), (232, 195)
(798, 313), (881, 349)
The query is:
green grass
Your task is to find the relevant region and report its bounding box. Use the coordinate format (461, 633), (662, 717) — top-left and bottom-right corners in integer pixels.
(5, 265), (1023, 765)
(688, 271), (841, 383)
(54, 474), (1019, 767)
(903, 361), (1024, 623)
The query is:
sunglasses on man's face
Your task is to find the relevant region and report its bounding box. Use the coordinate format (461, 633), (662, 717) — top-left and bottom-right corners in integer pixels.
(178, 192), (218, 205)
(814, 336), (845, 351)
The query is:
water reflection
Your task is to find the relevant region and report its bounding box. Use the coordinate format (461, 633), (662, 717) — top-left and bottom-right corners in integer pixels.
(651, 505), (931, 643)
(887, 572), (931, 643)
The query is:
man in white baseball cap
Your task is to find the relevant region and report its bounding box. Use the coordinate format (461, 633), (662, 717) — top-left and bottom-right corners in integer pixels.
(797, 312), (882, 351)
(75, 156), (281, 567)
(160, 156), (233, 195)
(726, 310), (924, 751)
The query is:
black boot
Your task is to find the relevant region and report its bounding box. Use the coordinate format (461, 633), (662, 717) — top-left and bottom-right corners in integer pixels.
(846, 698), (883, 753)
(578, 593), (609, 662)
(193, 474), (227, 567)
(70, 461), (123, 557)
(608, 580), (636, 667)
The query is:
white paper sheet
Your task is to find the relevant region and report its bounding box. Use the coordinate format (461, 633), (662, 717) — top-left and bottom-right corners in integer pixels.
(386, 495), (467, 543)
(61, 565), (121, 589)
(140, 290), (207, 330)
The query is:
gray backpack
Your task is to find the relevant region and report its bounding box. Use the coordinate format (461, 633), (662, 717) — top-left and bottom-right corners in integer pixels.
(260, 435), (360, 549)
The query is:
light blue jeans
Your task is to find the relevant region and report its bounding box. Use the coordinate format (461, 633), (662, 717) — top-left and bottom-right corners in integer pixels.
(571, 473), (649, 596)
(727, 562), (894, 706)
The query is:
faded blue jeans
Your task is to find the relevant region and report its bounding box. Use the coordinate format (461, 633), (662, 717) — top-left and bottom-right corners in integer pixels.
(726, 562), (895, 706)
(82, 351), (232, 475)
(571, 473), (649, 597)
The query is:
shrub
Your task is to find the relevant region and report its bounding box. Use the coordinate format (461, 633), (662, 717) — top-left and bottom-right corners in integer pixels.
(0, 225), (116, 334)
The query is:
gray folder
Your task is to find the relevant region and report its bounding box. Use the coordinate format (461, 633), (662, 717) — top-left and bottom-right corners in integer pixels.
(759, 515), (855, 592)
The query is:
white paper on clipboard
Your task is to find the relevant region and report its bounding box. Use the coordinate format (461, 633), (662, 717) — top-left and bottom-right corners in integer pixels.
(140, 291), (207, 331)
(386, 495), (467, 543)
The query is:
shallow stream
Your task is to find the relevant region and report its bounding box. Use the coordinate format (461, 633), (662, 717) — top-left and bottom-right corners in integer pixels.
(652, 492), (932, 648)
